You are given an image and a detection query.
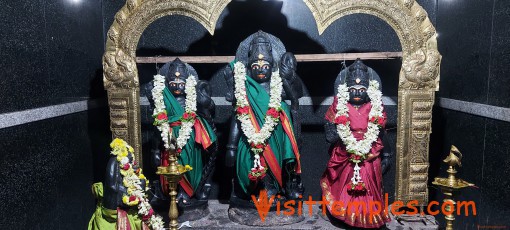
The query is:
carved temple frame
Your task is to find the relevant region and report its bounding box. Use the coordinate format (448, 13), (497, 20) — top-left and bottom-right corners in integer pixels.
(103, 0), (441, 205)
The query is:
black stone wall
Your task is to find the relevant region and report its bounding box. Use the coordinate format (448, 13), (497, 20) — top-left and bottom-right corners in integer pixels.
(0, 0), (110, 229)
(0, 0), (105, 113)
(429, 0), (510, 228)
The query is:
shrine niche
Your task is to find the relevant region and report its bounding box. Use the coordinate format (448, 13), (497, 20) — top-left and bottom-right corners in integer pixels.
(102, 0), (440, 219)
(304, 0), (441, 206)
(102, 0), (231, 164)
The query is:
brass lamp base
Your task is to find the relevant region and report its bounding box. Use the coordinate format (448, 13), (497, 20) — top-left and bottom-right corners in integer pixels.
(432, 145), (474, 230)
(156, 164), (186, 230)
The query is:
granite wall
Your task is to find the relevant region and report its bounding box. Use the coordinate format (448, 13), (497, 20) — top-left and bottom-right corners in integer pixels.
(0, 0), (109, 229)
(428, 0), (510, 228)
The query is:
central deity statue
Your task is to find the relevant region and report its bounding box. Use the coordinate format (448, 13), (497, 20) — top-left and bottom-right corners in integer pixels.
(223, 31), (304, 225)
(321, 59), (392, 228)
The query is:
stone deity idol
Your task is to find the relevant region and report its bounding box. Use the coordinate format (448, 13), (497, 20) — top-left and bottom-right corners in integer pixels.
(321, 59), (392, 228)
(223, 31), (304, 225)
(148, 58), (217, 220)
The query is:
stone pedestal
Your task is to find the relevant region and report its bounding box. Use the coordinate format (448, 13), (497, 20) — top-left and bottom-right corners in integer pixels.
(227, 196), (304, 226)
(228, 206), (305, 227)
(385, 213), (439, 230)
(178, 200), (210, 222)
(175, 200), (350, 229)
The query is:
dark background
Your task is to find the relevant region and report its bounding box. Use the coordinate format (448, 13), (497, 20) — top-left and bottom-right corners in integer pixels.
(0, 0), (509, 229)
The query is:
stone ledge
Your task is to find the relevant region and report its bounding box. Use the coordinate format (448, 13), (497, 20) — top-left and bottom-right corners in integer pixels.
(176, 200), (338, 229)
(172, 200), (439, 229)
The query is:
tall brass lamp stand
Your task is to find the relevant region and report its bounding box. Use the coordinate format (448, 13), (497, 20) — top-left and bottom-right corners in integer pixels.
(156, 147), (188, 230)
(432, 145), (475, 230)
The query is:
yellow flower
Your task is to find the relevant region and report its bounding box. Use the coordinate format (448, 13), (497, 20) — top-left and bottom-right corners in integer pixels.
(123, 180), (130, 188)
(120, 168), (134, 177)
(120, 148), (128, 157)
(110, 138), (125, 149)
(122, 195), (139, 206)
(185, 165), (193, 171)
(128, 146), (134, 153)
(122, 195), (130, 204)
(111, 148), (120, 156)
(138, 174), (146, 180)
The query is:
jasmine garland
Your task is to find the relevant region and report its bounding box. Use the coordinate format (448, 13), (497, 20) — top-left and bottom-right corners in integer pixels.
(335, 80), (384, 188)
(152, 74), (198, 153)
(151, 74), (171, 149)
(175, 75), (197, 153)
(233, 61), (283, 178)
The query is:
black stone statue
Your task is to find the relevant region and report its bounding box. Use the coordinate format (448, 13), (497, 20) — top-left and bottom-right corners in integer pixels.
(91, 139), (154, 229)
(147, 58), (218, 221)
(222, 31), (305, 226)
(324, 59), (392, 175)
(320, 59), (393, 228)
(103, 150), (145, 210)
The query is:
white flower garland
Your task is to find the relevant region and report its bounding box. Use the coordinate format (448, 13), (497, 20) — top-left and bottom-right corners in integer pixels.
(335, 80), (384, 185)
(152, 74), (198, 152)
(233, 61), (283, 172)
(152, 74), (171, 149)
(176, 76), (197, 151)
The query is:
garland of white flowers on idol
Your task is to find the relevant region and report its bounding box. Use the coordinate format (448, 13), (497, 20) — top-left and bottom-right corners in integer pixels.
(334, 80), (384, 194)
(233, 61), (283, 181)
(110, 138), (164, 230)
(152, 74), (198, 153)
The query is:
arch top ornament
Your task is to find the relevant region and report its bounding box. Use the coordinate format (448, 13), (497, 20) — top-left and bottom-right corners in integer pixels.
(303, 0), (441, 90)
(103, 0), (231, 89)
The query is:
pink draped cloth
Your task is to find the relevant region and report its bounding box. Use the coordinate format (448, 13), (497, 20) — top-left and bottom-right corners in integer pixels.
(320, 97), (390, 228)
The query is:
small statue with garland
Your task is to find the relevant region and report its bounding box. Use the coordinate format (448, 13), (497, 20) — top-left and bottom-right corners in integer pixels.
(321, 59), (393, 228)
(89, 138), (164, 230)
(148, 58), (218, 220)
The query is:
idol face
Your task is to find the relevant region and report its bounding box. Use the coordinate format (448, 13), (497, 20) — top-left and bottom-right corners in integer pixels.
(348, 85), (369, 106)
(250, 60), (272, 83)
(168, 78), (186, 96)
(166, 64), (188, 96)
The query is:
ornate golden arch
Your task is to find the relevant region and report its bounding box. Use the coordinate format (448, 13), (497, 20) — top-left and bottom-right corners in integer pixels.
(102, 0), (231, 165)
(103, 0), (440, 206)
(303, 0), (441, 205)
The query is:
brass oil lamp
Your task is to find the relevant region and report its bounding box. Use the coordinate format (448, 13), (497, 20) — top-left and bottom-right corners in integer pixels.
(432, 145), (475, 230)
(156, 143), (190, 230)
